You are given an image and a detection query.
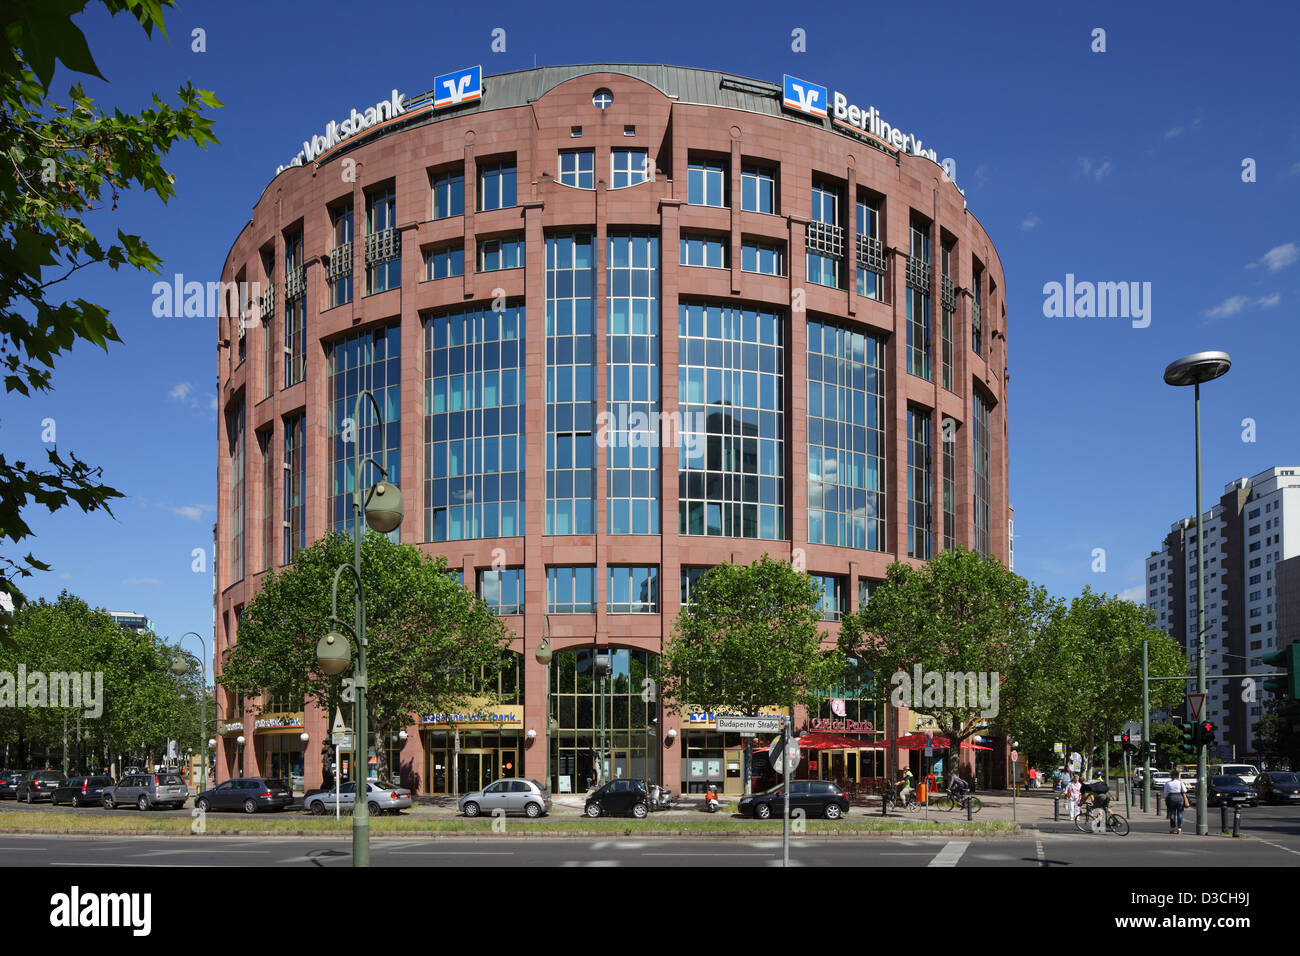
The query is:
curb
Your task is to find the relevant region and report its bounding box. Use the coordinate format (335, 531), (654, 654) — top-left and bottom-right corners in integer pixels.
(0, 824), (1021, 839)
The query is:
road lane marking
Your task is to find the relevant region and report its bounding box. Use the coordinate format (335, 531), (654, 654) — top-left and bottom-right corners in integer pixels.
(1036, 840), (1046, 866)
(1254, 837), (1300, 858)
(928, 841), (970, 867)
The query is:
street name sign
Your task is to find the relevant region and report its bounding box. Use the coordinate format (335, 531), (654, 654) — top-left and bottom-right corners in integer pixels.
(716, 716), (785, 733)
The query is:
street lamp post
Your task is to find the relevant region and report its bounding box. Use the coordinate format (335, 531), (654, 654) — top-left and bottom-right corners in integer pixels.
(1163, 350), (1231, 836)
(170, 631), (209, 795)
(313, 389), (402, 868)
(535, 615), (553, 791)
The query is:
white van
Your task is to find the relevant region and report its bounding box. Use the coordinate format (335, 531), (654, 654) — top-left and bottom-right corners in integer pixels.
(1210, 763), (1259, 785)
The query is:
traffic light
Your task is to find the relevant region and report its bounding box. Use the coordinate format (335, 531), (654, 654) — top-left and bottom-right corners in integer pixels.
(1262, 644), (1300, 701)
(1147, 740), (1157, 759)
(1177, 720), (1196, 755)
(1200, 721), (1216, 749)
(1121, 732), (1131, 751)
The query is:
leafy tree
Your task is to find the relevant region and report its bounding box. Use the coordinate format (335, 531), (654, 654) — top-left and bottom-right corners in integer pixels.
(660, 555), (844, 793)
(0, 0), (220, 641)
(838, 547), (1056, 773)
(1253, 699), (1300, 768)
(219, 533), (514, 783)
(1148, 720), (1184, 770)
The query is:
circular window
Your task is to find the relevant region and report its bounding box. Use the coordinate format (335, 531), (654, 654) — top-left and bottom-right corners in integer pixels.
(592, 88), (614, 110)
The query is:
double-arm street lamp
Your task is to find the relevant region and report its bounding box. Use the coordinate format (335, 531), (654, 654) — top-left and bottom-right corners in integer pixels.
(1163, 350), (1231, 836)
(170, 631), (209, 794)
(313, 389), (402, 868)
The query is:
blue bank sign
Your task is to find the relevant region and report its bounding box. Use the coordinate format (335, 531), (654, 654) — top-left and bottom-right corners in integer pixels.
(782, 73), (943, 165)
(433, 64), (483, 108)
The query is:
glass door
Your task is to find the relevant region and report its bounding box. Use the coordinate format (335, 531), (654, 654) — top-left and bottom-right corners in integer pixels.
(428, 749), (448, 794)
(500, 749), (518, 779)
(457, 750), (497, 794)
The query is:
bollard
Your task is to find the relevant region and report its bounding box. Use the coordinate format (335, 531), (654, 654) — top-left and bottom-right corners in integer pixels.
(1220, 802), (1229, 834)
(1232, 806), (1241, 838)
(881, 793), (888, 817)
(1054, 797), (1060, 822)
(966, 797), (973, 821)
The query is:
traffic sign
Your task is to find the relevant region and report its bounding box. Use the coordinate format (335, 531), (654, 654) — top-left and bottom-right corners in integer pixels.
(716, 716), (785, 734)
(1010, 750), (1018, 763)
(332, 733), (353, 749)
(332, 708), (347, 734)
(1187, 693), (1206, 721)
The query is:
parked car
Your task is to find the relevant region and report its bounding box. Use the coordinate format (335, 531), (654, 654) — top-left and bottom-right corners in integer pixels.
(738, 780), (850, 820)
(102, 772), (189, 810)
(194, 777), (293, 814)
(1254, 771), (1300, 805)
(584, 779), (651, 818)
(458, 778), (551, 818)
(16, 770), (66, 803)
(50, 775), (115, 808)
(1206, 775), (1258, 807)
(303, 779), (412, 816)
(1209, 763), (1260, 786)
(0, 771), (23, 799)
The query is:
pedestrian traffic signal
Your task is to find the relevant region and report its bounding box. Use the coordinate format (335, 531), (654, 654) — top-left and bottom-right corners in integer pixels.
(1121, 732), (1131, 750)
(1200, 721), (1216, 749)
(1178, 720), (1196, 755)
(1147, 740), (1157, 758)
(1262, 644), (1300, 702)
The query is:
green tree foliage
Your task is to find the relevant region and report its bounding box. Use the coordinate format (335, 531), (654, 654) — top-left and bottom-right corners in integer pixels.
(0, 0), (220, 637)
(838, 547), (1053, 759)
(1252, 699), (1300, 767)
(0, 592), (198, 769)
(219, 533), (514, 778)
(661, 556), (844, 791)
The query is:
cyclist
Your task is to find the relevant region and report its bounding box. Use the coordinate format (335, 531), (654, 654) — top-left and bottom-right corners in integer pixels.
(1079, 775), (1111, 817)
(896, 768), (915, 806)
(947, 768), (969, 799)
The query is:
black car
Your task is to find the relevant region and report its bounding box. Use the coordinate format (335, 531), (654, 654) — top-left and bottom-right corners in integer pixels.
(1254, 771), (1300, 805)
(0, 771), (22, 799)
(50, 776), (115, 808)
(15, 770), (66, 803)
(1207, 775), (1258, 807)
(738, 780), (850, 820)
(584, 779), (652, 819)
(193, 777), (293, 814)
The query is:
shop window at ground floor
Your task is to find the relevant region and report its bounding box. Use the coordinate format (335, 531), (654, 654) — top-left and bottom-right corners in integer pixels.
(423, 730), (522, 796)
(260, 736), (305, 792)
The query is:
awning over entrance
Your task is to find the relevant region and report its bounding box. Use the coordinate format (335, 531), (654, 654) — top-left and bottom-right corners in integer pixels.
(797, 732), (887, 750)
(875, 732), (994, 750)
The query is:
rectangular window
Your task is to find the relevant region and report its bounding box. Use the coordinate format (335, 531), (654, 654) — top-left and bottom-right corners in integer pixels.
(478, 159), (517, 212)
(973, 391), (992, 557)
(607, 566), (659, 613)
(259, 429), (273, 572)
(606, 234), (660, 535)
(611, 149), (649, 189)
(940, 241), (954, 392)
(678, 303), (785, 540)
(424, 303), (526, 542)
(741, 241), (783, 276)
(546, 235), (596, 535)
(855, 199), (882, 300)
(906, 218), (932, 381)
(477, 236), (524, 272)
(688, 158), (726, 207)
(858, 579), (880, 608)
(432, 167), (465, 220)
(807, 181), (842, 289)
(679, 234), (726, 268)
(262, 296), (273, 399)
(972, 262), (984, 356)
(907, 408), (933, 560)
(329, 325), (401, 537)
(329, 204), (354, 308)
(811, 574), (845, 621)
(558, 150), (594, 189)
(479, 568), (524, 615)
(547, 566), (596, 614)
(680, 566), (709, 606)
(741, 164), (776, 213)
(228, 400), (245, 584)
(425, 243), (465, 280)
(283, 413), (305, 564)
(283, 231), (306, 388)
(365, 186), (401, 295)
(942, 418), (957, 552)
(806, 319), (886, 551)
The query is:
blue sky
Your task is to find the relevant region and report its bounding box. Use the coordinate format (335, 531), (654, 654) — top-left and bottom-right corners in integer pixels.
(8, 0), (1299, 675)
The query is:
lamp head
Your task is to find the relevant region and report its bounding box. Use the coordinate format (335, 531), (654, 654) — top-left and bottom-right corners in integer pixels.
(365, 480), (404, 533)
(1163, 351), (1231, 387)
(535, 641), (552, 665)
(316, 628), (353, 676)
(170, 655), (190, 677)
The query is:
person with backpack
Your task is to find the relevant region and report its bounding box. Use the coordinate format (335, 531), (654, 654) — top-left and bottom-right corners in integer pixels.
(1164, 769), (1189, 834)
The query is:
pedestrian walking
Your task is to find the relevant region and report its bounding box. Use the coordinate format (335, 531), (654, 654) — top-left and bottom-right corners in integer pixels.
(1028, 766), (1038, 789)
(1164, 769), (1189, 834)
(1067, 777), (1082, 820)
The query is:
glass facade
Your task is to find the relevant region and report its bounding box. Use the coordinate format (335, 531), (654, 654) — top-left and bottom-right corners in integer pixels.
(907, 407), (933, 560)
(972, 263), (983, 356)
(329, 325), (401, 536)
(424, 304), (526, 541)
(942, 417), (957, 552)
(228, 399), (245, 583)
(973, 392), (991, 557)
(940, 241), (954, 392)
(549, 648), (659, 792)
(677, 303), (784, 540)
(807, 319), (886, 550)
(259, 430), (273, 572)
(606, 234), (660, 535)
(906, 219), (932, 381)
(284, 231), (305, 389)
(607, 566), (659, 613)
(547, 566), (596, 614)
(283, 412), (305, 564)
(546, 235), (595, 535)
(478, 567), (524, 615)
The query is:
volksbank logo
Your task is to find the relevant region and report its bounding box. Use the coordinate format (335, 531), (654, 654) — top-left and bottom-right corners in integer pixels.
(783, 74), (827, 118)
(434, 64), (482, 108)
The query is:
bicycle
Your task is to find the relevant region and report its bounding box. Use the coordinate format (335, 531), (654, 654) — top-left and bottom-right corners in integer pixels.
(938, 790), (983, 813)
(880, 786), (923, 813)
(1073, 803), (1130, 835)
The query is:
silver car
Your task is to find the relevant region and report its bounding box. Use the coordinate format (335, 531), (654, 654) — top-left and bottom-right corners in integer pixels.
(459, 778), (552, 818)
(304, 779), (413, 815)
(103, 772), (189, 810)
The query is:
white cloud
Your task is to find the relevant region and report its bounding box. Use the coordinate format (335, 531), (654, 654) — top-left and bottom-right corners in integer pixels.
(168, 382), (194, 403)
(1204, 296), (1248, 318)
(122, 577), (162, 586)
(1019, 214), (1040, 231)
(1257, 292), (1281, 308)
(1164, 126), (1183, 140)
(1259, 242), (1299, 272)
(1117, 584), (1145, 604)
(58, 572), (72, 580)
(160, 503), (214, 521)
(1077, 157), (1113, 181)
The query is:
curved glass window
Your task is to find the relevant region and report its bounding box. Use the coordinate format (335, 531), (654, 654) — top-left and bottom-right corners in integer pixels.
(907, 407), (933, 560)
(806, 319), (885, 550)
(329, 325), (401, 538)
(424, 304), (526, 541)
(547, 236), (595, 535)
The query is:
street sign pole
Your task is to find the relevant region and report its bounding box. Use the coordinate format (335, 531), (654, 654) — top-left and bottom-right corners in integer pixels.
(335, 744), (341, 821)
(1142, 639), (1152, 815)
(782, 715), (791, 869)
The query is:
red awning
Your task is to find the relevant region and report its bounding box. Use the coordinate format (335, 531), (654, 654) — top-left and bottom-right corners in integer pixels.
(796, 732), (888, 751)
(878, 732), (994, 751)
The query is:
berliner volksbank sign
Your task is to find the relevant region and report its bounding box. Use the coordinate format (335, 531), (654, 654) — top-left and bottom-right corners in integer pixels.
(782, 74), (941, 163)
